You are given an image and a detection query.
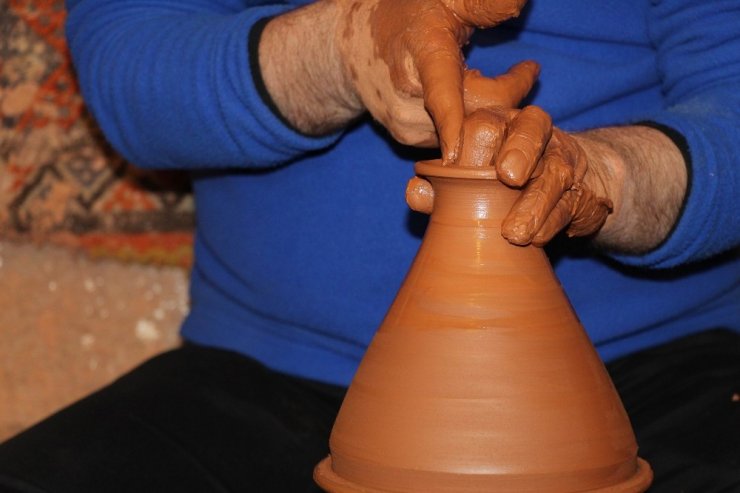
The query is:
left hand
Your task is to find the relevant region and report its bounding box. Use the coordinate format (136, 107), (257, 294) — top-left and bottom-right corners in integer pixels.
(456, 108), (614, 246)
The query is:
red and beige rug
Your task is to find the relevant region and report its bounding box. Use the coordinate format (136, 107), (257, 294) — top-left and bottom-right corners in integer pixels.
(1, 0), (194, 267)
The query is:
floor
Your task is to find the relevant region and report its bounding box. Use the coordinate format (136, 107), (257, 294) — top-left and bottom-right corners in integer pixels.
(0, 241), (187, 441)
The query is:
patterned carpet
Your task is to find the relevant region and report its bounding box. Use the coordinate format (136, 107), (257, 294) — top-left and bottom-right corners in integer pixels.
(1, 0), (194, 266)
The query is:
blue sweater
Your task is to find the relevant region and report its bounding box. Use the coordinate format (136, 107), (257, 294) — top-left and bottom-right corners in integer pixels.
(66, 0), (740, 386)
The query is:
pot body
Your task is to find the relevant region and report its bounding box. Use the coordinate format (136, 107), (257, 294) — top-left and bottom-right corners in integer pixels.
(315, 161), (651, 492)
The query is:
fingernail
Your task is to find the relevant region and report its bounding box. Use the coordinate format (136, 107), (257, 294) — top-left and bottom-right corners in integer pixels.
(501, 215), (535, 245)
(498, 149), (526, 186)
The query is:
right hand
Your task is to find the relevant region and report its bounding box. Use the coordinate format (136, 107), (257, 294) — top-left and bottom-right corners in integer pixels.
(335, 0), (533, 163)
(457, 107), (614, 246)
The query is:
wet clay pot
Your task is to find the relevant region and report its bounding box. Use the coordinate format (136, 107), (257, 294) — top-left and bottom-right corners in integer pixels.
(315, 160), (652, 492)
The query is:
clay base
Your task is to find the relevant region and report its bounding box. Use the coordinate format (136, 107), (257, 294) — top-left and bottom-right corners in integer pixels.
(314, 456), (653, 493)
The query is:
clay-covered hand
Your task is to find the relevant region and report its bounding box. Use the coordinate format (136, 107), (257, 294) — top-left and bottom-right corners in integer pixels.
(334, 0), (530, 163)
(457, 108), (613, 245)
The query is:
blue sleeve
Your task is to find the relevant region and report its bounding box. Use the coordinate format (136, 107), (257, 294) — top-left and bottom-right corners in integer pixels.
(615, 0), (740, 268)
(65, 0), (341, 169)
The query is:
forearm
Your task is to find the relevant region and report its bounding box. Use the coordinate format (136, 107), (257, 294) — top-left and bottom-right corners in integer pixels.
(66, 1), (346, 169)
(573, 126), (688, 254)
(258, 1), (363, 136)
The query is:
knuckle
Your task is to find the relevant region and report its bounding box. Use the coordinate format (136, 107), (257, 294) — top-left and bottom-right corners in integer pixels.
(544, 157), (575, 187)
(522, 105), (550, 121)
(387, 104), (411, 126)
(387, 125), (416, 145)
(465, 109), (507, 134)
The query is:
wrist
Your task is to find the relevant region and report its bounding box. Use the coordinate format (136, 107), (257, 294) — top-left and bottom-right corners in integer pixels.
(572, 126), (688, 254)
(258, 1), (362, 135)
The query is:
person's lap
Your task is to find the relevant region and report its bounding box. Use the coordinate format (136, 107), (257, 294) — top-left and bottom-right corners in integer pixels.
(0, 344), (345, 493)
(607, 329), (740, 492)
(0, 330), (737, 493)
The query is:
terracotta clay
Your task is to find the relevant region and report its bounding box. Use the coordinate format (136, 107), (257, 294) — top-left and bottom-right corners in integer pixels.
(457, 108), (511, 167)
(315, 159), (651, 492)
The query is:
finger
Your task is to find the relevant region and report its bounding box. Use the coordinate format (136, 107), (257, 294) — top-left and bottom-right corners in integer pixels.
(380, 96), (439, 147)
(565, 185), (613, 238)
(412, 26), (466, 164)
(532, 185), (613, 245)
(531, 191), (578, 246)
(386, 125), (439, 148)
(463, 61), (540, 111)
(552, 129), (588, 181)
(501, 149), (575, 245)
(457, 108), (509, 167)
(495, 105), (552, 187)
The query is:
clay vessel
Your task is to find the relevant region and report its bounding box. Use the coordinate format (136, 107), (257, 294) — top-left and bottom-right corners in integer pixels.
(315, 159), (652, 492)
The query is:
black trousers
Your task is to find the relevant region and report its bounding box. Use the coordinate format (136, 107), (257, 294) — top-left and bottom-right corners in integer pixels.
(0, 329), (738, 493)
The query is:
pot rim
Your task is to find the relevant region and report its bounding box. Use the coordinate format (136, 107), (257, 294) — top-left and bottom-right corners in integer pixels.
(415, 159), (498, 180)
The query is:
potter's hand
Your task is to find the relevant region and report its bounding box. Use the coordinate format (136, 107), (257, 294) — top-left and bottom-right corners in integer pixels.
(336, 0), (530, 163)
(457, 108), (613, 246)
(500, 128), (613, 246)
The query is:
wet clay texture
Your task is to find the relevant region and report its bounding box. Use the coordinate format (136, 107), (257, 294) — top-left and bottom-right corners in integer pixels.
(500, 128), (613, 247)
(315, 160), (651, 492)
(336, 0), (529, 161)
